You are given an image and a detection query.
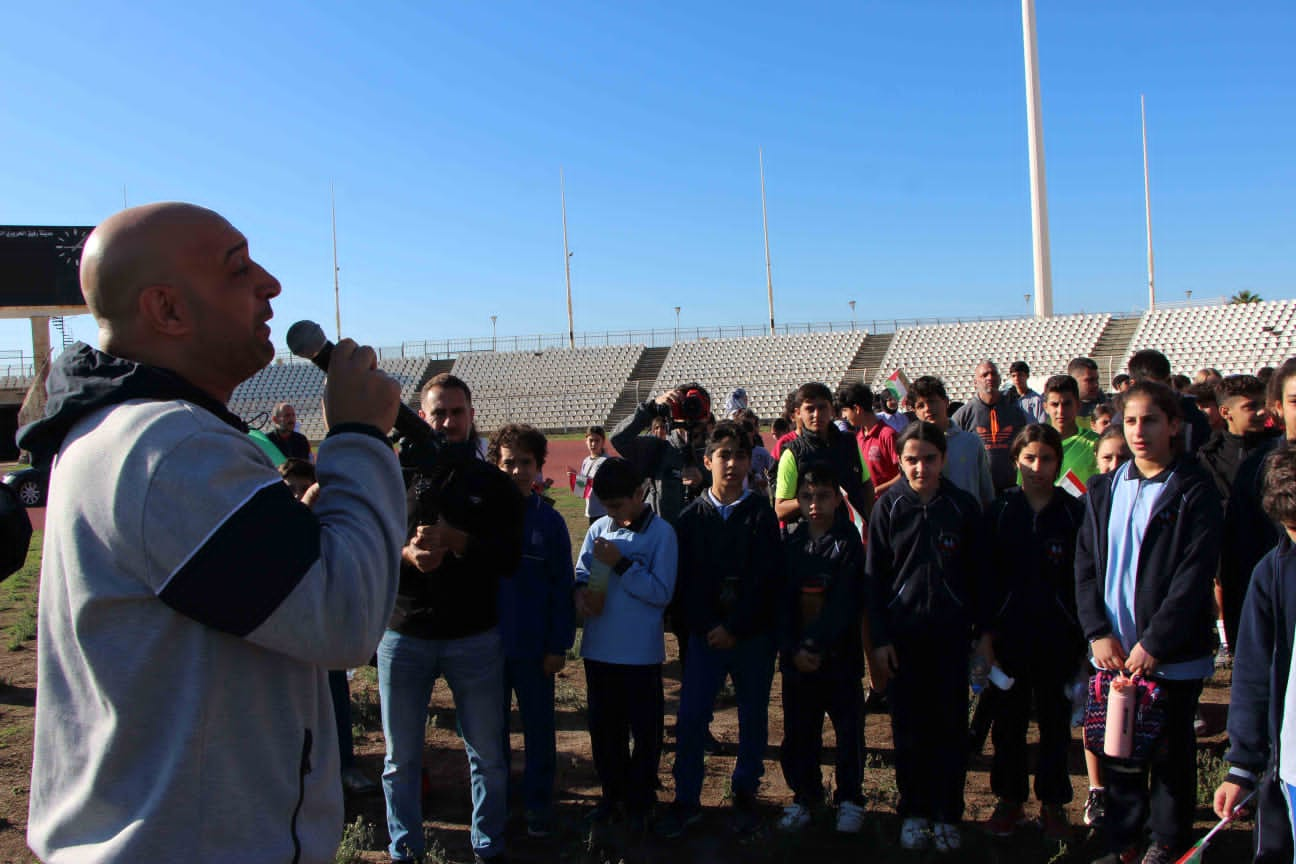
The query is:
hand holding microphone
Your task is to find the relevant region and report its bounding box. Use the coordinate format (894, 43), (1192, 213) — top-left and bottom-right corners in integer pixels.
(286, 321), (402, 437)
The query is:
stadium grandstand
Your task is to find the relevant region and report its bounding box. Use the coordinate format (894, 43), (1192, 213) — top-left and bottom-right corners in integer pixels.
(24, 296), (1290, 440)
(868, 313), (1112, 402)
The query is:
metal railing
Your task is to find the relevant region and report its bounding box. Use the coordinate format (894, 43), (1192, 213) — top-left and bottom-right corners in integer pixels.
(280, 310), (1112, 364)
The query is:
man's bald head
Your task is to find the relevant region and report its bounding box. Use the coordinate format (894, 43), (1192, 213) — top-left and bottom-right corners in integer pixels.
(76, 202), (282, 403)
(80, 202), (231, 330)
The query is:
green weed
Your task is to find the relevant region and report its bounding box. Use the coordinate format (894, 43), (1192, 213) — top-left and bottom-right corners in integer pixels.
(1197, 749), (1230, 807)
(333, 815), (374, 863)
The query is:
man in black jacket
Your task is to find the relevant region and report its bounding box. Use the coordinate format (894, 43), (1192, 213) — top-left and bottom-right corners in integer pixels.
(378, 374), (525, 864)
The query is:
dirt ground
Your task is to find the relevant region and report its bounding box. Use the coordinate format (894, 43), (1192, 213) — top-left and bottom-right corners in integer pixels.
(0, 511), (1254, 864)
(329, 641), (1248, 864)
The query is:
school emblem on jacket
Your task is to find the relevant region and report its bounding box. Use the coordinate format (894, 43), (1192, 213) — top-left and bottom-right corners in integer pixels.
(938, 532), (960, 557)
(1154, 502), (1180, 528)
(1045, 539), (1065, 564)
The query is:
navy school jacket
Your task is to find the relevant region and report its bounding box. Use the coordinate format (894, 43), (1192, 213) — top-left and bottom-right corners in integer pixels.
(497, 494), (576, 660)
(675, 492), (783, 640)
(864, 476), (989, 647)
(778, 518), (865, 674)
(987, 487), (1086, 677)
(1073, 455), (1222, 666)
(1226, 536), (1296, 790)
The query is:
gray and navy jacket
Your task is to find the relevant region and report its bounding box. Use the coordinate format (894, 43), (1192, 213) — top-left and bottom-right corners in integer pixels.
(22, 344), (406, 864)
(1073, 455), (1222, 667)
(865, 476), (989, 648)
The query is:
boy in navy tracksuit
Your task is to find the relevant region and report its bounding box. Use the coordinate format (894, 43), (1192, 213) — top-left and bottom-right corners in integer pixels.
(659, 421), (783, 838)
(489, 424), (576, 837)
(867, 421), (989, 854)
(1075, 382), (1222, 864)
(574, 457), (678, 831)
(1216, 445), (1296, 864)
(777, 463), (867, 834)
(984, 424), (1086, 841)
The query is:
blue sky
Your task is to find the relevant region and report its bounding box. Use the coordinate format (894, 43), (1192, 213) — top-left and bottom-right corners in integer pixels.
(1, 1), (1292, 358)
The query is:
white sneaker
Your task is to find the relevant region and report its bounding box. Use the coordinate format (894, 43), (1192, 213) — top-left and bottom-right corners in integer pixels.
(900, 817), (931, 851)
(777, 802), (811, 832)
(932, 822), (962, 853)
(835, 800), (865, 834)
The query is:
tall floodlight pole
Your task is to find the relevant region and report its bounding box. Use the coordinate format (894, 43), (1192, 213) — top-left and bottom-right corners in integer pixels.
(491, 315), (498, 351)
(1020, 0), (1053, 318)
(561, 169), (575, 349)
(674, 306), (681, 343)
(331, 182), (342, 340)
(1142, 94), (1156, 310)
(760, 147), (776, 335)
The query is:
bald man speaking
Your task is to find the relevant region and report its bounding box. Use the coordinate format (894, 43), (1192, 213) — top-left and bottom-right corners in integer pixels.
(20, 203), (407, 863)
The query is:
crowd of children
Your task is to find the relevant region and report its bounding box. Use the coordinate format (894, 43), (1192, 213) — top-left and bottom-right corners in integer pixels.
(287, 352), (1296, 864)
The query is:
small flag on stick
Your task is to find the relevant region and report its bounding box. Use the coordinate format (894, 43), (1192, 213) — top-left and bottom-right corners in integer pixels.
(1059, 469), (1087, 498)
(1172, 788), (1255, 864)
(840, 488), (866, 540)
(885, 369), (909, 403)
(567, 468), (592, 499)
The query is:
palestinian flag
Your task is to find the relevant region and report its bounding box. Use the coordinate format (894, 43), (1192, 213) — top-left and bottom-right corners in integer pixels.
(1173, 788), (1254, 863)
(840, 489), (867, 542)
(885, 369), (909, 403)
(1059, 469), (1087, 499)
(567, 468), (593, 499)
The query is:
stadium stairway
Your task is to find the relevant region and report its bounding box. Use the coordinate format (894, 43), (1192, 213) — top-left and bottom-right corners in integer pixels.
(1089, 314), (1144, 384)
(412, 359), (454, 409)
(839, 332), (894, 390)
(605, 347), (670, 428)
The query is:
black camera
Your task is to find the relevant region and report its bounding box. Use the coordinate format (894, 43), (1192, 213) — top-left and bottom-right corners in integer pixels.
(655, 387), (711, 427)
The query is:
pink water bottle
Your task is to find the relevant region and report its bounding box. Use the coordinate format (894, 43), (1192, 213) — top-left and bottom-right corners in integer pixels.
(1104, 676), (1135, 759)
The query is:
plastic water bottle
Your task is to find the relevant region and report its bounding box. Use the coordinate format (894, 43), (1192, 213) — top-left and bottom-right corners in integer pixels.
(1104, 676), (1136, 759)
(969, 654), (991, 695)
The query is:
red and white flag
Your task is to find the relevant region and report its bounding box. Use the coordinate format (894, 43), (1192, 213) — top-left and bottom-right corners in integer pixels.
(1059, 470), (1087, 498)
(567, 468), (592, 499)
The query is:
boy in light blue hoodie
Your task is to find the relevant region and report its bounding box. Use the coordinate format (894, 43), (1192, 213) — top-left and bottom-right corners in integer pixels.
(574, 457), (678, 834)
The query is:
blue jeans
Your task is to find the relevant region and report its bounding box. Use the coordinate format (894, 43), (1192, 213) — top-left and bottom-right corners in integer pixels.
(672, 631), (776, 807)
(378, 628), (507, 861)
(502, 654), (557, 815)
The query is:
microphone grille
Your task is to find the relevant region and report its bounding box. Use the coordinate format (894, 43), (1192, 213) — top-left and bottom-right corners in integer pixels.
(286, 320), (327, 359)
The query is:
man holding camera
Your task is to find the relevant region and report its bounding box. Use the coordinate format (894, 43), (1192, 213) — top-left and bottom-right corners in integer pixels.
(379, 373), (525, 864)
(612, 384), (714, 674)
(611, 384), (713, 525)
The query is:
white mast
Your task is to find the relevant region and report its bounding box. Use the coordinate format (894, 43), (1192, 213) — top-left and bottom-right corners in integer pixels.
(331, 182), (342, 340)
(1142, 94), (1156, 310)
(760, 147), (776, 335)
(561, 168), (574, 349)
(1021, 0), (1053, 318)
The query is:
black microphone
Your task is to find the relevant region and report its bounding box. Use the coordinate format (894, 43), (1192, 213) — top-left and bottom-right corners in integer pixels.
(286, 320), (435, 446)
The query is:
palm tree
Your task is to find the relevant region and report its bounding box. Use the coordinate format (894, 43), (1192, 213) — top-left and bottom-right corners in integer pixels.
(1231, 290), (1263, 304)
